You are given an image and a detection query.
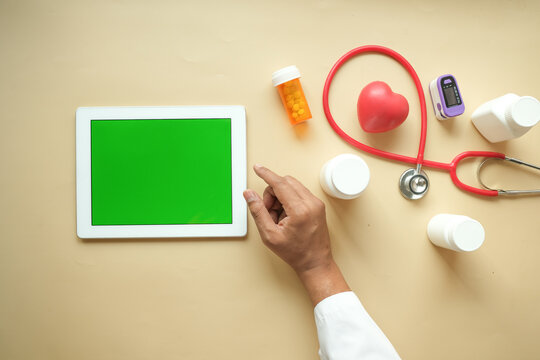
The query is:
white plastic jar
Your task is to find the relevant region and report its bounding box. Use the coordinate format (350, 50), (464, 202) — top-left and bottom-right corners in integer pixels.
(471, 94), (540, 142)
(427, 214), (485, 252)
(319, 154), (370, 199)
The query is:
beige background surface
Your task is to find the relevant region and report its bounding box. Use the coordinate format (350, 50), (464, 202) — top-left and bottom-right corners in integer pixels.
(1, 0), (540, 359)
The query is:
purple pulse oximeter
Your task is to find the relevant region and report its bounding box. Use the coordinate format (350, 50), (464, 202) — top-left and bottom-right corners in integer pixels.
(429, 74), (465, 120)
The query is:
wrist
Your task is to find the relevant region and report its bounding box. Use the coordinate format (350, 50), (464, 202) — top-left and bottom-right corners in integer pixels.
(295, 257), (335, 279)
(296, 259), (350, 306)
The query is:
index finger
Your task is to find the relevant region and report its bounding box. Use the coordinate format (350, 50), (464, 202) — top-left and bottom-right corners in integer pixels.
(253, 165), (301, 210)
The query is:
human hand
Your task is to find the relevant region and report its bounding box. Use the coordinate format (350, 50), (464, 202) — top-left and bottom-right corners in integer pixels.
(243, 164), (333, 274)
(243, 165), (350, 305)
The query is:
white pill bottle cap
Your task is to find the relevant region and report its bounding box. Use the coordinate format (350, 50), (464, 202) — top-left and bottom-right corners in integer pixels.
(427, 214), (485, 252)
(505, 96), (540, 136)
(320, 154), (370, 199)
(272, 65), (301, 87)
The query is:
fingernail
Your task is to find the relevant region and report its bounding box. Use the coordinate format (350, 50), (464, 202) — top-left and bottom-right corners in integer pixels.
(244, 190), (258, 203)
(254, 164), (263, 170)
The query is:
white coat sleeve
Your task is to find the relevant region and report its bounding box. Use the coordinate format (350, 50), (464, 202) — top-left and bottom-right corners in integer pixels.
(314, 291), (401, 360)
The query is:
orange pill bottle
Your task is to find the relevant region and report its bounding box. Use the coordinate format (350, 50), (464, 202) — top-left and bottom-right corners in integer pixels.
(272, 66), (312, 125)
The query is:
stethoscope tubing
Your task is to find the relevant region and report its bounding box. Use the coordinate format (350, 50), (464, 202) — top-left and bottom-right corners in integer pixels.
(322, 45), (428, 167)
(322, 45), (504, 197)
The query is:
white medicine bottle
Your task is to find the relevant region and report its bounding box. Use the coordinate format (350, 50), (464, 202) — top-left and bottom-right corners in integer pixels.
(427, 214), (485, 252)
(471, 94), (540, 143)
(319, 154), (370, 199)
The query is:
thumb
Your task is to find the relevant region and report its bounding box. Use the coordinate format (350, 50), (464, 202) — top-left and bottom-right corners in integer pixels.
(243, 189), (275, 236)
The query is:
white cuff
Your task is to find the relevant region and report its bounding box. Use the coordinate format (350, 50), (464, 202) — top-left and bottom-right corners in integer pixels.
(314, 291), (400, 360)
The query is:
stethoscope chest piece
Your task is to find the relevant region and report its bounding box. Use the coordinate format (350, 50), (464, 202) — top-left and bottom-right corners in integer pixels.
(399, 168), (429, 200)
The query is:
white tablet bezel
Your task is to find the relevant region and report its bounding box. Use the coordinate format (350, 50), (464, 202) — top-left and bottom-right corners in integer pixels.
(76, 106), (247, 239)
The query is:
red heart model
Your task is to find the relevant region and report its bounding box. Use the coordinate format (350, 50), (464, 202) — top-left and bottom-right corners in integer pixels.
(357, 81), (409, 133)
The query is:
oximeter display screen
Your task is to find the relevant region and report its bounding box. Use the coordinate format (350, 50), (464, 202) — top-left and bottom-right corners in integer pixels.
(441, 76), (462, 108)
(443, 87), (458, 106)
(90, 119), (232, 225)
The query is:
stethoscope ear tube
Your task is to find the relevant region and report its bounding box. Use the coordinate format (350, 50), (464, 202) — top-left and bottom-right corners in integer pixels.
(477, 157), (540, 195)
(448, 152), (504, 197)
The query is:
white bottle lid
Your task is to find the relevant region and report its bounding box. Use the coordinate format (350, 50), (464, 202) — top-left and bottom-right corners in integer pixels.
(505, 96), (540, 129)
(320, 154), (370, 199)
(272, 65), (301, 87)
(447, 217), (485, 251)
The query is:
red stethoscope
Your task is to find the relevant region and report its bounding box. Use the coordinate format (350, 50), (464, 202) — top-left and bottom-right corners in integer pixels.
(323, 45), (540, 199)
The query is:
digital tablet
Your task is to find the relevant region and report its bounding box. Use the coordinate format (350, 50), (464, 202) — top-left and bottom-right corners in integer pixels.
(76, 106), (247, 238)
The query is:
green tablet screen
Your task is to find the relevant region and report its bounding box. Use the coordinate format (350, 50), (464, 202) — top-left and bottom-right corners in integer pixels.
(90, 119), (232, 225)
